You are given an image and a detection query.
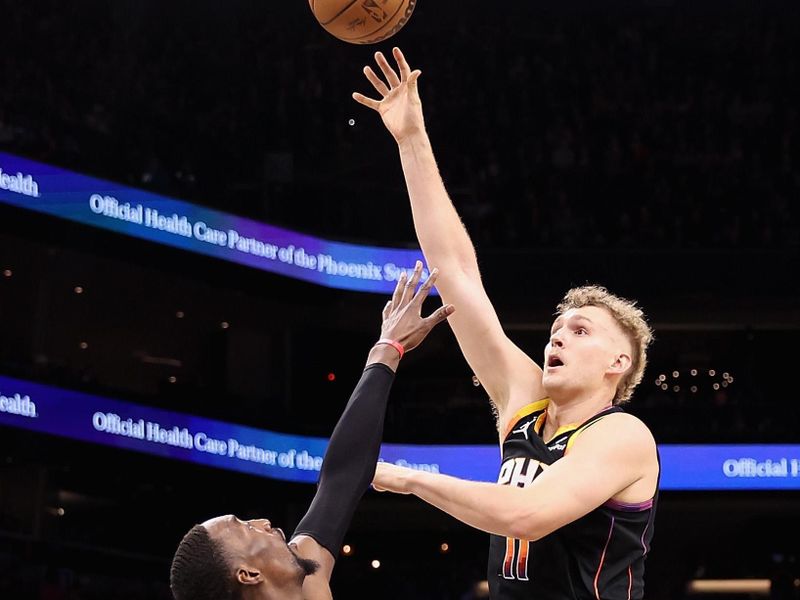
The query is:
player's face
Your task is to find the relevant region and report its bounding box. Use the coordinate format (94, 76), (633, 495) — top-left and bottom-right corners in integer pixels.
(542, 306), (632, 400)
(203, 515), (307, 589)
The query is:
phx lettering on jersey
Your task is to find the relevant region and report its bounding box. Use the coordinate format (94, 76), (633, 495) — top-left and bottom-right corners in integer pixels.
(498, 457), (544, 487)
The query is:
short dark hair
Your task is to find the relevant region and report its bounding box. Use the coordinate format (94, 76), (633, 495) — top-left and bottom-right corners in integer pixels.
(170, 524), (238, 600)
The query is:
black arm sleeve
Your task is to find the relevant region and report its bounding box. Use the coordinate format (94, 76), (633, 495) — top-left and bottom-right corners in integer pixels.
(292, 362), (395, 557)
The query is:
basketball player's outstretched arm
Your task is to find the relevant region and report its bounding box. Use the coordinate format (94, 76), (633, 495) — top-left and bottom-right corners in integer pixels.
(353, 48), (543, 432)
(372, 412), (659, 541)
(290, 264), (454, 599)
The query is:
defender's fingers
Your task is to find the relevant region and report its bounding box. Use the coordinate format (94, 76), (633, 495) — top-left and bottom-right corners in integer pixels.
(391, 271), (407, 307)
(412, 268), (439, 305)
(382, 300), (392, 321)
(424, 304), (455, 326)
(401, 261), (423, 305)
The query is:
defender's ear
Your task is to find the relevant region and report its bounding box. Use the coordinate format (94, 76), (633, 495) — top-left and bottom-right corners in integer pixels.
(236, 567), (264, 586)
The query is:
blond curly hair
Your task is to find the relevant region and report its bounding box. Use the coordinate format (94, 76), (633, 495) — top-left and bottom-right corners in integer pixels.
(556, 285), (654, 404)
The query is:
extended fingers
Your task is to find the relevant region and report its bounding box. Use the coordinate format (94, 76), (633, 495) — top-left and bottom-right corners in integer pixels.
(412, 268), (439, 305)
(382, 300), (392, 321)
(364, 65), (390, 97)
(393, 47), (412, 81)
(352, 91), (381, 111)
(400, 260), (423, 305)
(424, 303), (455, 326)
(375, 51), (401, 89)
(390, 271), (407, 307)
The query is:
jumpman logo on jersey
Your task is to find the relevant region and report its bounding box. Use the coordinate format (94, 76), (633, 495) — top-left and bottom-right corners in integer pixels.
(512, 420), (534, 440)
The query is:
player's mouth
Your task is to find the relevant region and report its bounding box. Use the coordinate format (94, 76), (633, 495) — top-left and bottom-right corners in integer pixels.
(546, 354), (565, 370)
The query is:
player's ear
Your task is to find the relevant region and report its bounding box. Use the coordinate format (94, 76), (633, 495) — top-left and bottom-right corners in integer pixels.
(237, 567), (264, 585)
(608, 353), (632, 375)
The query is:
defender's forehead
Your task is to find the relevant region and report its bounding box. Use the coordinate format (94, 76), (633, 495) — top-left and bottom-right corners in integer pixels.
(201, 514), (237, 531)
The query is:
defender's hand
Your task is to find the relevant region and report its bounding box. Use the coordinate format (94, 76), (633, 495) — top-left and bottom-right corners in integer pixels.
(380, 261), (454, 354)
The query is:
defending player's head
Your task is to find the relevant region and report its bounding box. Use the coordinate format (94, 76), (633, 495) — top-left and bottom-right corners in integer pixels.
(543, 285), (653, 405)
(170, 515), (319, 600)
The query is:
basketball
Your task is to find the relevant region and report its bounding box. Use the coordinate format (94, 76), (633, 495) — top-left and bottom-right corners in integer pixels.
(309, 0), (417, 45)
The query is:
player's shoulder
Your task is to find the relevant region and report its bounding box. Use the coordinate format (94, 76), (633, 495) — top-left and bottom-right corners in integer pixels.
(579, 410), (656, 451)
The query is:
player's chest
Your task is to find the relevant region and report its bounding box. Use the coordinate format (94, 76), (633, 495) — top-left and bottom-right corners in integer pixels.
(499, 419), (575, 487)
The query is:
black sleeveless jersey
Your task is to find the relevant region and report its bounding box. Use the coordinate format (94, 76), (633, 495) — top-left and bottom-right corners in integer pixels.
(487, 400), (658, 600)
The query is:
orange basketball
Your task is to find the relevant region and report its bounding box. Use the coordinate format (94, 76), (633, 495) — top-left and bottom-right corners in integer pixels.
(309, 0), (417, 45)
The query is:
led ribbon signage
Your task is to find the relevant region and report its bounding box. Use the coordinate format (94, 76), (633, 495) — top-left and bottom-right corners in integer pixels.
(0, 152), (428, 294)
(2, 374), (798, 490)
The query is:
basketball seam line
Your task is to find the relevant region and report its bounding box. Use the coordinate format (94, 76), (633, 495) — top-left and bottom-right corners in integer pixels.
(349, 0), (414, 42)
(320, 0), (360, 26)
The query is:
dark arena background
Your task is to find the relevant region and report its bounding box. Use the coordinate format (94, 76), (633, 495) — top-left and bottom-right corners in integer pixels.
(1, 0), (800, 598)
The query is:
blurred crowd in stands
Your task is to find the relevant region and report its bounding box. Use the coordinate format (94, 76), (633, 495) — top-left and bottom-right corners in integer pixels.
(1, 0), (798, 445)
(2, 0), (798, 249)
(2, 4), (799, 596)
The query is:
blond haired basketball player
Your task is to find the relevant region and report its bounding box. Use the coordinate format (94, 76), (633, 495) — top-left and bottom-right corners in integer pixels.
(354, 48), (659, 599)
